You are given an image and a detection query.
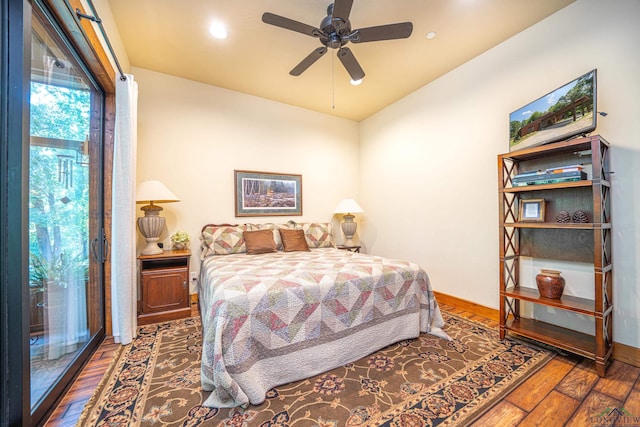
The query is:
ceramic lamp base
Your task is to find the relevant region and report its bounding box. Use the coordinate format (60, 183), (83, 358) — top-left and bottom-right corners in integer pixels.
(140, 238), (163, 255)
(341, 214), (357, 246)
(138, 206), (165, 255)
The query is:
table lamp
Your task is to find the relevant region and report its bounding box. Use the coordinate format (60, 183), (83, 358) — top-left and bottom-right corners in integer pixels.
(333, 198), (364, 246)
(136, 180), (179, 255)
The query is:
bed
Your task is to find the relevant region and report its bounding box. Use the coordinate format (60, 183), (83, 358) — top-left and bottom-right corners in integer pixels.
(198, 222), (450, 408)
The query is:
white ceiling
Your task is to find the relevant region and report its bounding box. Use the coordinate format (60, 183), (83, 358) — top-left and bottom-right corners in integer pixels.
(106, 0), (574, 121)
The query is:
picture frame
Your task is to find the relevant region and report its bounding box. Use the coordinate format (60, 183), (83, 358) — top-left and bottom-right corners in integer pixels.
(519, 198), (546, 222)
(235, 170), (302, 217)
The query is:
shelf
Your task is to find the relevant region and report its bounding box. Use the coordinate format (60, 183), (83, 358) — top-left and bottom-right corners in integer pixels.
(138, 249), (191, 260)
(503, 180), (593, 193)
(501, 135), (607, 161)
(502, 222), (611, 230)
(502, 287), (595, 315)
(498, 135), (612, 377)
(504, 317), (596, 359)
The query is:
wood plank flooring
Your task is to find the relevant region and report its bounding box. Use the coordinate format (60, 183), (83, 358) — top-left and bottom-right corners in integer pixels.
(43, 303), (640, 426)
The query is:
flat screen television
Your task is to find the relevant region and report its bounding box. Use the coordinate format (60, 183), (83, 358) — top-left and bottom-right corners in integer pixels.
(509, 69), (596, 151)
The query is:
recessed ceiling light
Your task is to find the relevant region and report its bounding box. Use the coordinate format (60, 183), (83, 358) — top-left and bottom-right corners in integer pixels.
(350, 78), (363, 86)
(209, 21), (228, 39)
(426, 31), (437, 40)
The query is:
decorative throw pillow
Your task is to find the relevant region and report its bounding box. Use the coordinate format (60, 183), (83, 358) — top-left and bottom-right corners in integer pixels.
(248, 223), (283, 250)
(244, 229), (278, 254)
(279, 228), (310, 252)
(301, 222), (335, 248)
(200, 225), (247, 258)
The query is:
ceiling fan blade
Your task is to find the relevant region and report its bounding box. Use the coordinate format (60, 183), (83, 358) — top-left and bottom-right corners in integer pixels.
(290, 47), (328, 76)
(262, 12), (321, 38)
(337, 47), (365, 81)
(351, 22), (413, 43)
(332, 0), (354, 22)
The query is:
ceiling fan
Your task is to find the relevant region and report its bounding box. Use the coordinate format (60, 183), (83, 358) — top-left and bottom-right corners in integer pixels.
(262, 0), (413, 81)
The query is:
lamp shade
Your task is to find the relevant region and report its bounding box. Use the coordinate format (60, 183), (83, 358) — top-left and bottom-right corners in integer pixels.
(333, 198), (364, 214)
(136, 180), (180, 204)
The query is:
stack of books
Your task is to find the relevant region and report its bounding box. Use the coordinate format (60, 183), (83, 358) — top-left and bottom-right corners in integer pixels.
(512, 165), (587, 186)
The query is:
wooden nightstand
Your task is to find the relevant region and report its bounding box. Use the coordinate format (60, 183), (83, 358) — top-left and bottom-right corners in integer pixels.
(137, 249), (191, 325)
(336, 245), (361, 253)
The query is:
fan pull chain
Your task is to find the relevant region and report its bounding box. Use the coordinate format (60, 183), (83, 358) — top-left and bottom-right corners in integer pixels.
(331, 49), (335, 109)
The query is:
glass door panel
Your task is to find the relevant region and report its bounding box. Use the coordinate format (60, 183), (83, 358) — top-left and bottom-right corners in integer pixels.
(29, 4), (104, 413)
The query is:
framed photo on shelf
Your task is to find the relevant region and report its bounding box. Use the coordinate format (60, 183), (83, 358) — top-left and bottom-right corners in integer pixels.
(235, 170), (302, 217)
(519, 199), (546, 222)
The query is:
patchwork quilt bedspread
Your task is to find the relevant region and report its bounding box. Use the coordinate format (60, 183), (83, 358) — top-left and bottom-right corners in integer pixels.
(198, 247), (449, 408)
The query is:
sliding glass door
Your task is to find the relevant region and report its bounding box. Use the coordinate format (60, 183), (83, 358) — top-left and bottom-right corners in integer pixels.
(28, 2), (105, 422)
(3, 0), (113, 424)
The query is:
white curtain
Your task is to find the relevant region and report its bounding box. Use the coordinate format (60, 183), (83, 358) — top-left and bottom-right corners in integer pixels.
(45, 269), (89, 360)
(111, 74), (138, 344)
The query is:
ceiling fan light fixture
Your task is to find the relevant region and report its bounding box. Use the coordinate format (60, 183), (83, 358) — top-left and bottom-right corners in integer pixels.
(209, 21), (228, 39)
(426, 31), (437, 40)
(262, 0), (413, 79)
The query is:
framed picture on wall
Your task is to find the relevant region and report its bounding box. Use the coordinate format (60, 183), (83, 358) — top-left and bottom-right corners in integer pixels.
(519, 199), (546, 222)
(235, 170), (302, 216)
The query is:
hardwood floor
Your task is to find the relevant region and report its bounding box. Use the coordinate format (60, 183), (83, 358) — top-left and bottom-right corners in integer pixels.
(44, 337), (121, 426)
(447, 305), (640, 426)
(44, 303), (640, 426)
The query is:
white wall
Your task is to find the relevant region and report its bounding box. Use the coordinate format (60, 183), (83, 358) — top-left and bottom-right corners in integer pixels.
(81, 0), (130, 75)
(107, 0), (639, 349)
(134, 67), (360, 288)
(359, 0), (640, 348)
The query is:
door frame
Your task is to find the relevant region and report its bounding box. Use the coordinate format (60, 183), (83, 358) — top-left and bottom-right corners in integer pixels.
(1, 0), (32, 423)
(1, 0), (116, 424)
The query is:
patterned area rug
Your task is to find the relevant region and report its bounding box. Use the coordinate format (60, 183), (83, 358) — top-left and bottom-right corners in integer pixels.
(78, 312), (553, 426)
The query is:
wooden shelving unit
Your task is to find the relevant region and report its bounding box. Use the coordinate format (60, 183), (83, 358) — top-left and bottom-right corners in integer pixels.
(498, 135), (612, 376)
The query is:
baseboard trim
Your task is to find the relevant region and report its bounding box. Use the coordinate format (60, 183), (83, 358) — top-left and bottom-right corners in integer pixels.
(434, 291), (639, 368)
(614, 342), (640, 368)
(434, 291), (500, 322)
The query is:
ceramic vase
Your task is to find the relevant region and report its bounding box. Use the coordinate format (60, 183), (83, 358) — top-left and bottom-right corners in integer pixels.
(535, 269), (565, 299)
